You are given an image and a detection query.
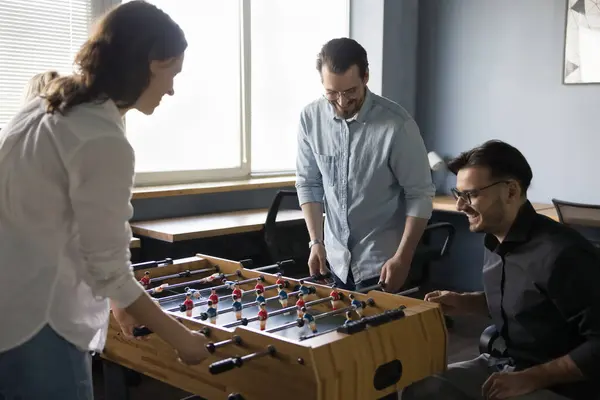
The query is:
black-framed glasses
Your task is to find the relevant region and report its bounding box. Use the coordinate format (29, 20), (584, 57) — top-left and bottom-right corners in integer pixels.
(450, 181), (510, 205)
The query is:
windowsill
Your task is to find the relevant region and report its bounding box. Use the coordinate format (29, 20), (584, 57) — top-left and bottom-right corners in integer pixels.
(131, 175), (296, 200)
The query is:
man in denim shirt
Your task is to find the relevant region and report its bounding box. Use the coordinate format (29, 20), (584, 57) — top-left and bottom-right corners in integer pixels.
(295, 38), (435, 293)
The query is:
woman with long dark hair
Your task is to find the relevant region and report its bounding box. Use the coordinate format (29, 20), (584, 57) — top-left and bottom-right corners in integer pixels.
(0, 2), (208, 398)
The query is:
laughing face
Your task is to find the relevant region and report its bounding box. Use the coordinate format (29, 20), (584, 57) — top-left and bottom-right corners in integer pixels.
(453, 167), (511, 234)
(321, 64), (368, 119)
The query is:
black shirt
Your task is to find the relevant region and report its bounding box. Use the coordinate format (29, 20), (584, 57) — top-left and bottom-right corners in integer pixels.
(482, 201), (600, 399)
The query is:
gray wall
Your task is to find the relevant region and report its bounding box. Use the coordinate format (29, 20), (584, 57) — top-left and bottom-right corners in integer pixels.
(417, 0), (600, 204)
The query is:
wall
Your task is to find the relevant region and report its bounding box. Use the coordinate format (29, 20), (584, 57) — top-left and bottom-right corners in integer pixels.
(417, 0), (600, 204)
(382, 0), (419, 116)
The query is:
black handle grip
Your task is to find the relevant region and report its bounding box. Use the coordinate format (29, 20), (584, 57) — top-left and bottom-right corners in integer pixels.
(132, 326), (152, 337)
(209, 357), (242, 374)
(311, 271), (331, 281)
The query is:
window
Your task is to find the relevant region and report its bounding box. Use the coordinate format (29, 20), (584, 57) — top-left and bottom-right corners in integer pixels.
(250, 0), (349, 173)
(126, 0), (349, 185)
(0, 0), (349, 185)
(123, 0), (244, 185)
(0, 0), (91, 128)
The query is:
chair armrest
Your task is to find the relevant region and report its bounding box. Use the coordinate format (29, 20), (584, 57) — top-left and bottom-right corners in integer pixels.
(423, 222), (456, 257)
(479, 324), (508, 358)
(265, 190), (298, 228)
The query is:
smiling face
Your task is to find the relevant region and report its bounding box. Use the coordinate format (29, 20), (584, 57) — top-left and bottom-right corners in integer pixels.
(454, 166), (520, 235)
(133, 53), (184, 115)
(321, 64), (368, 119)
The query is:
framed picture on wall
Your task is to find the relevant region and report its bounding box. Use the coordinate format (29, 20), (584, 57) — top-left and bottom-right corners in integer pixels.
(563, 0), (600, 84)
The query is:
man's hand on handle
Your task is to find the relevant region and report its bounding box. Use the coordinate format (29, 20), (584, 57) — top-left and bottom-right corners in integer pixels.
(308, 243), (329, 277)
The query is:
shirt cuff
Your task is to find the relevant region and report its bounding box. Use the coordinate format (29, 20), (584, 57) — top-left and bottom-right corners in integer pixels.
(107, 276), (145, 309)
(568, 340), (600, 380)
(296, 184), (324, 206)
(405, 196), (434, 219)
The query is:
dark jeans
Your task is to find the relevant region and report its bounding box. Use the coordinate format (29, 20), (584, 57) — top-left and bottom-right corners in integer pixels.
(0, 324), (93, 400)
(331, 268), (380, 292)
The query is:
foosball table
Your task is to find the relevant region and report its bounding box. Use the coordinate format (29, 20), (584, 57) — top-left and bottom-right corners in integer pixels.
(101, 253), (448, 400)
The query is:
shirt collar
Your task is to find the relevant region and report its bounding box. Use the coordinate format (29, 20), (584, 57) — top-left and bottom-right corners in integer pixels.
(329, 86), (374, 123)
(484, 200), (537, 251)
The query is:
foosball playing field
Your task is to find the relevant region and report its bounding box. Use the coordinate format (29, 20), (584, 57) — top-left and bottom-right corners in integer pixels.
(101, 253), (448, 400)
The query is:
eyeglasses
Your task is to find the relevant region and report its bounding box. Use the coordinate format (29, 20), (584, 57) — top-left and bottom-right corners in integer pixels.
(450, 181), (510, 205)
(323, 87), (359, 101)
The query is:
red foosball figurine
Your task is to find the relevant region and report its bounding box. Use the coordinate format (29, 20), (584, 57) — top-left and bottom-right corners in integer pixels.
(232, 283), (243, 299)
(254, 282), (265, 294)
(180, 293), (194, 317)
(257, 302), (268, 331)
(296, 293), (305, 318)
(275, 273), (285, 287)
(139, 271), (151, 289)
(208, 288), (219, 310)
(330, 286), (341, 310)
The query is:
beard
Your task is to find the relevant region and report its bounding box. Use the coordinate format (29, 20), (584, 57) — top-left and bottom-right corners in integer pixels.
(465, 199), (506, 234)
(332, 94), (365, 119)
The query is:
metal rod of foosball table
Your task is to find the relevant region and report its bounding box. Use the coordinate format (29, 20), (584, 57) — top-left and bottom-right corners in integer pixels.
(267, 305), (354, 334)
(197, 289), (302, 320)
(152, 262), (282, 302)
(208, 345), (277, 375)
(154, 274), (260, 303)
(222, 296), (332, 329)
(149, 265), (220, 284)
(357, 283), (420, 297)
(132, 258), (173, 271)
(206, 335), (242, 353)
(166, 282), (280, 313)
(174, 282), (285, 313)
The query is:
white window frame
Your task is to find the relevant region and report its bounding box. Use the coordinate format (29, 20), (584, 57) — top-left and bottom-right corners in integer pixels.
(94, 0), (351, 187)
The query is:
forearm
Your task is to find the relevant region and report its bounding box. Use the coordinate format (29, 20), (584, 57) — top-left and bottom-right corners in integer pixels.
(461, 291), (489, 316)
(301, 202), (324, 241)
(522, 354), (584, 389)
(111, 295), (193, 346)
(394, 216), (428, 265)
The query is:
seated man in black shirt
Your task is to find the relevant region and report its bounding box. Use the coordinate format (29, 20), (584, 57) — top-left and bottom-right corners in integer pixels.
(402, 140), (600, 400)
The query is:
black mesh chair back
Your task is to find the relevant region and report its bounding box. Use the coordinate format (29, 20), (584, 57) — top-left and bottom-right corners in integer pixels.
(552, 198), (600, 247)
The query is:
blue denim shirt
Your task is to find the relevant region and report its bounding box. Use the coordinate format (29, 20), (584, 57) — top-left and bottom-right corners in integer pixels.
(295, 89), (435, 284)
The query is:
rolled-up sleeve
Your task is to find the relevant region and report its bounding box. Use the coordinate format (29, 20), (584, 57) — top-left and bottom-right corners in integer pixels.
(295, 110), (324, 205)
(548, 245), (600, 380)
(67, 136), (143, 309)
(389, 118), (435, 219)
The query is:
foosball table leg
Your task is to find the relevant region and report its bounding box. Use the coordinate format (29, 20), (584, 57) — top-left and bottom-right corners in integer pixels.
(102, 360), (130, 400)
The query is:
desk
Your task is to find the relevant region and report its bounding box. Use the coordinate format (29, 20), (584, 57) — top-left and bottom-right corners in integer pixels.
(130, 196), (555, 243)
(131, 209), (304, 242)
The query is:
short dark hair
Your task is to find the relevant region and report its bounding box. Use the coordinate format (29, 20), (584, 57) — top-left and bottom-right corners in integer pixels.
(316, 38), (368, 78)
(44, 0), (187, 114)
(448, 140), (533, 193)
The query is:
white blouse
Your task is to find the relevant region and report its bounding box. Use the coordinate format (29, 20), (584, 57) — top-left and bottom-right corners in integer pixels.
(0, 97), (144, 353)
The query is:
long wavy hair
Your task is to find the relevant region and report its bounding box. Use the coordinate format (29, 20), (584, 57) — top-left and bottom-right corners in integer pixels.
(44, 0), (187, 114)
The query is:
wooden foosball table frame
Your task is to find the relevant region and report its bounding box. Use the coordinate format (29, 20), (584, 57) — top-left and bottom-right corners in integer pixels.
(101, 253), (448, 400)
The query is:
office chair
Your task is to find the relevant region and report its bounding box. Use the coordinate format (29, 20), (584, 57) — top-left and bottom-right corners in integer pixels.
(263, 189), (310, 276)
(263, 189), (457, 291)
(552, 198), (600, 247)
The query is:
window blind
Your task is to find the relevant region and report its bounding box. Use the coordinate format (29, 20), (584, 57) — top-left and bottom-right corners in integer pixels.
(0, 0), (91, 128)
